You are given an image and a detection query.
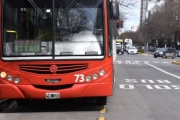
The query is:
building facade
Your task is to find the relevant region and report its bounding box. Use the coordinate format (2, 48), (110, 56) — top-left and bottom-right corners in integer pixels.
(140, 0), (164, 25)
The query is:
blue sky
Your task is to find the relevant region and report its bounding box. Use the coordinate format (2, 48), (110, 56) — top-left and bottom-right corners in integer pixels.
(122, 2), (140, 31)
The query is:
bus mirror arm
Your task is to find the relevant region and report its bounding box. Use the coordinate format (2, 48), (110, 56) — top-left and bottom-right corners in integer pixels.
(111, 1), (119, 19)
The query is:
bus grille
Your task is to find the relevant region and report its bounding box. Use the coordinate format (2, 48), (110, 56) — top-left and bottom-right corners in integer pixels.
(33, 84), (73, 90)
(18, 63), (88, 74)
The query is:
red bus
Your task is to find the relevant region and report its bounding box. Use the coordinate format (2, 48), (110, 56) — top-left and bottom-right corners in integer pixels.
(0, 0), (119, 106)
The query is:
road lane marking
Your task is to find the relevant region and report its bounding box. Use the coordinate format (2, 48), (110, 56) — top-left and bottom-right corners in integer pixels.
(125, 61), (132, 64)
(145, 62), (180, 79)
(117, 60), (123, 64)
(120, 84), (180, 90)
(163, 62), (168, 63)
(98, 117), (105, 120)
(116, 60), (173, 65)
(100, 106), (106, 113)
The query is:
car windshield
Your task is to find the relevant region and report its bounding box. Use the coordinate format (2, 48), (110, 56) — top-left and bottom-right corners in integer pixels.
(129, 47), (136, 49)
(156, 48), (166, 52)
(2, 0), (104, 59)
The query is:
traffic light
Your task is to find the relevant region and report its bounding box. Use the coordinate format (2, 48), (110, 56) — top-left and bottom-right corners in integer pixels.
(116, 20), (120, 28)
(116, 20), (124, 28)
(120, 21), (123, 28)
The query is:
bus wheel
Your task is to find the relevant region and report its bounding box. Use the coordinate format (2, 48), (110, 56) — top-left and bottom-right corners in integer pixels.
(16, 99), (30, 107)
(96, 96), (107, 105)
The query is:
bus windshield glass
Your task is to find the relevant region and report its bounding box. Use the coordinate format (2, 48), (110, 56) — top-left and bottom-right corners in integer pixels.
(2, 0), (104, 59)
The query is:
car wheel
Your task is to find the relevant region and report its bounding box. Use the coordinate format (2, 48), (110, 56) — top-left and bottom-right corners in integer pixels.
(172, 54), (176, 59)
(162, 54), (166, 58)
(154, 56), (157, 58)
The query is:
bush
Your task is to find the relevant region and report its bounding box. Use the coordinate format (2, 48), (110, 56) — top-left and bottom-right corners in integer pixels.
(138, 49), (144, 53)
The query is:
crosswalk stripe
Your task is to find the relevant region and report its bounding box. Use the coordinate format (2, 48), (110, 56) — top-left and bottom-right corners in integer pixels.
(115, 61), (172, 65)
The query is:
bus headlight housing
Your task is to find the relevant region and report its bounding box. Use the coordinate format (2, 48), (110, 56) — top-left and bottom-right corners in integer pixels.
(92, 73), (98, 80)
(14, 78), (21, 84)
(7, 75), (13, 81)
(0, 72), (7, 78)
(86, 76), (92, 82)
(99, 70), (105, 76)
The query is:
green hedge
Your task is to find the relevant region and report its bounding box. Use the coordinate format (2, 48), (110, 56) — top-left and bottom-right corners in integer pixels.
(138, 49), (144, 53)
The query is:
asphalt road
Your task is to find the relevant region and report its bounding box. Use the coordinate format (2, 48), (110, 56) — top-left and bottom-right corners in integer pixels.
(0, 52), (180, 120)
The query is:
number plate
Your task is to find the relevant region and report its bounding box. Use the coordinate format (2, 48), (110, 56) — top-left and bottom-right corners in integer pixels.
(46, 93), (60, 99)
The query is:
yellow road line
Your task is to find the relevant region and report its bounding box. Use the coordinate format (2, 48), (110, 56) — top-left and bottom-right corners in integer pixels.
(100, 105), (106, 113)
(98, 117), (105, 120)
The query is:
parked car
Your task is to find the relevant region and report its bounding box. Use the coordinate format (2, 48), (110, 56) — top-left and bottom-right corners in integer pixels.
(116, 45), (124, 55)
(176, 50), (180, 57)
(154, 47), (176, 59)
(127, 46), (138, 54)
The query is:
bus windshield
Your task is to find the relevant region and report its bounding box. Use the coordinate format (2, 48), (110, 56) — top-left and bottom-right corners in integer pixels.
(2, 0), (104, 60)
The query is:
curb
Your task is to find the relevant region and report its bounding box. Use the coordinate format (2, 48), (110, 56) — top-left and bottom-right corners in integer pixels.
(172, 61), (180, 65)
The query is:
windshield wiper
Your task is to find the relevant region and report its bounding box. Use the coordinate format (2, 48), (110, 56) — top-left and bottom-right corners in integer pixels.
(28, 0), (47, 19)
(64, 0), (79, 14)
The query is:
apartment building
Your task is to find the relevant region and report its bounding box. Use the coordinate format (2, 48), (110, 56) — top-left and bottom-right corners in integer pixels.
(140, 0), (164, 25)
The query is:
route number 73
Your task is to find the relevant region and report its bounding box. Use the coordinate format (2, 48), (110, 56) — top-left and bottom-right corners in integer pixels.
(75, 74), (85, 82)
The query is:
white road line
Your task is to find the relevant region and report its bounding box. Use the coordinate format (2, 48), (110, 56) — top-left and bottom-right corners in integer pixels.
(125, 61), (132, 64)
(117, 60), (123, 64)
(163, 62), (170, 64)
(153, 61), (159, 63)
(145, 62), (180, 79)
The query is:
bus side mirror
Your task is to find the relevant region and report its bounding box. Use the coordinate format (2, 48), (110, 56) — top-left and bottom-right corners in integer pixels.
(111, 1), (119, 19)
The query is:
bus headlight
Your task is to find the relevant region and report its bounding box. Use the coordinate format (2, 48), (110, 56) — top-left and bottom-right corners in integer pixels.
(7, 75), (13, 81)
(99, 70), (105, 76)
(86, 76), (92, 82)
(92, 73), (98, 80)
(14, 78), (20, 84)
(0, 72), (7, 78)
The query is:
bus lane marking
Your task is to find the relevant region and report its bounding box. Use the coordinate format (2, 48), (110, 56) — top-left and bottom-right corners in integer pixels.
(144, 62), (180, 79)
(119, 84), (180, 90)
(119, 79), (180, 90)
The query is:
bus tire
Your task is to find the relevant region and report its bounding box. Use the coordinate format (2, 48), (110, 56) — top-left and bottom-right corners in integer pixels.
(16, 99), (30, 107)
(96, 96), (107, 105)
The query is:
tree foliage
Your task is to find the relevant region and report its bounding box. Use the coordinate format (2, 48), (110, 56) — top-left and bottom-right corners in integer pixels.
(139, 0), (180, 47)
(119, 0), (180, 47)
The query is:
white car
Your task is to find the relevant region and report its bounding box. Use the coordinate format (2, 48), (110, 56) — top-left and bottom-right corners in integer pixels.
(127, 46), (138, 54)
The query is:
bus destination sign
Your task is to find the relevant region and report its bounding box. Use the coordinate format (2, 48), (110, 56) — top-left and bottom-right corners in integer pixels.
(14, 40), (40, 53)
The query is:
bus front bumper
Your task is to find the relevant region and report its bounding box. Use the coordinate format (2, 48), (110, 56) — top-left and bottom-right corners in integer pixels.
(0, 83), (112, 99)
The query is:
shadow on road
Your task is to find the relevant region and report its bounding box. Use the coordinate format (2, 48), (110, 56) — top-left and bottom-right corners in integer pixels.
(1, 98), (104, 113)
